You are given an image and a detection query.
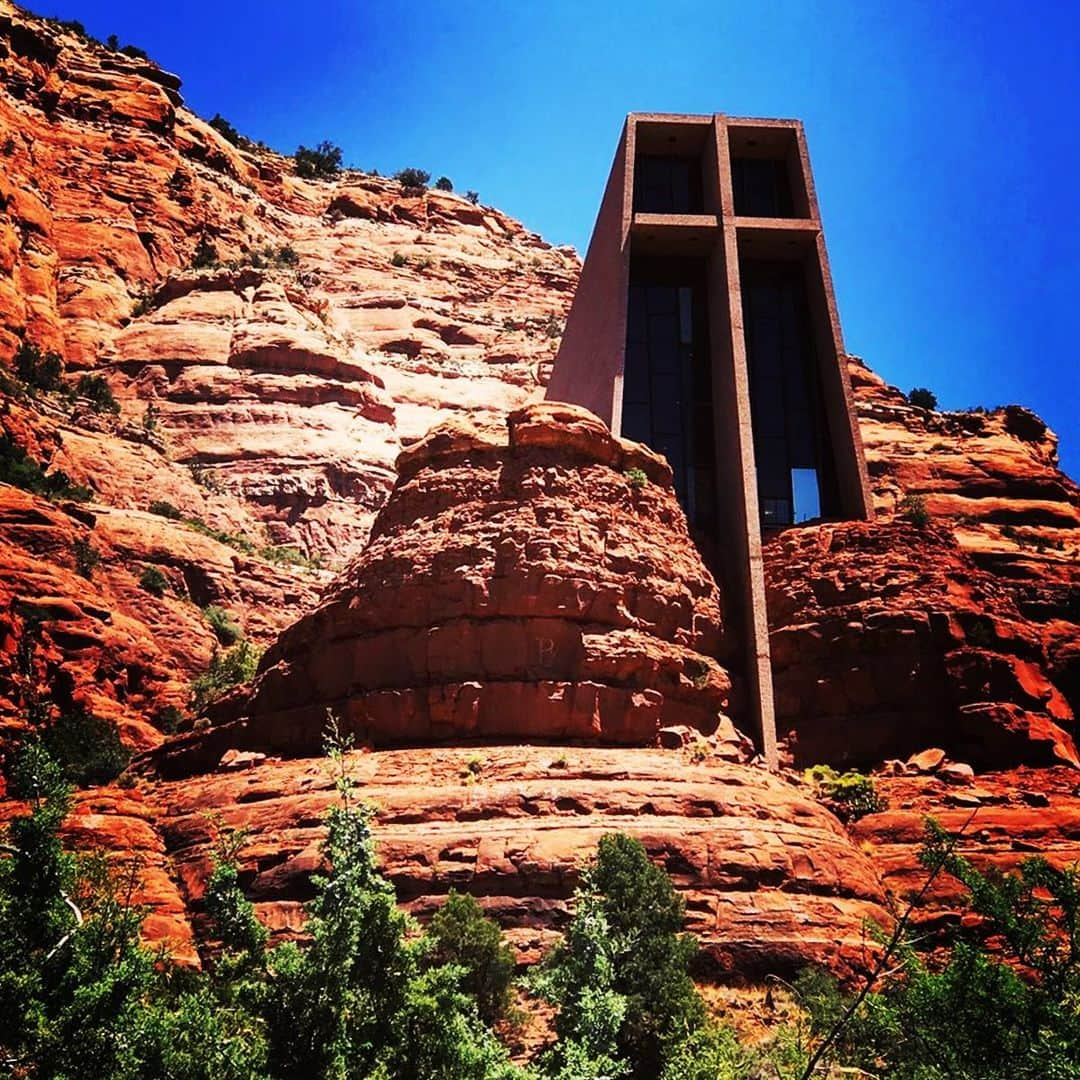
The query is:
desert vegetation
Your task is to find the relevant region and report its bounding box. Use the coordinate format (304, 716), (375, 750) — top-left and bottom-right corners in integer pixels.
(2, 713), (1076, 1078)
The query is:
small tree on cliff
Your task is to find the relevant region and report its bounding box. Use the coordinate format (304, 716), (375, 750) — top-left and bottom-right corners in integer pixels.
(294, 141), (343, 180)
(536, 834), (705, 1078)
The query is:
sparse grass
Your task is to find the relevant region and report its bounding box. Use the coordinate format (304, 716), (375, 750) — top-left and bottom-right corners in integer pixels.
(148, 499), (182, 520)
(260, 544), (323, 571)
(185, 518), (255, 555)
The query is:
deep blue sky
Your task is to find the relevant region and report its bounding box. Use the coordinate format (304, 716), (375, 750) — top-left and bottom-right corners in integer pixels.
(41, 0), (1080, 478)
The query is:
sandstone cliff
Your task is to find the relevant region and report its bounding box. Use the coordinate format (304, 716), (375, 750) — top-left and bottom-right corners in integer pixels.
(0, 0), (1078, 984)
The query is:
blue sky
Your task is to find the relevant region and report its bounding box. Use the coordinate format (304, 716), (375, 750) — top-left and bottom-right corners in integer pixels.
(42, 0), (1080, 478)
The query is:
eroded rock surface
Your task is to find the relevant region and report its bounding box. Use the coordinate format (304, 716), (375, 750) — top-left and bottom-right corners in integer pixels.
(155, 403), (739, 773)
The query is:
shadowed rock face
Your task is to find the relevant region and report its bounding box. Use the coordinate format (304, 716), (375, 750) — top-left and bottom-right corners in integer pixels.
(765, 520), (1077, 770)
(155, 402), (741, 774)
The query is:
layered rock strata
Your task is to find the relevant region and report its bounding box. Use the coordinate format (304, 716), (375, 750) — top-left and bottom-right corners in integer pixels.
(765, 520), (1076, 770)
(156, 403), (739, 773)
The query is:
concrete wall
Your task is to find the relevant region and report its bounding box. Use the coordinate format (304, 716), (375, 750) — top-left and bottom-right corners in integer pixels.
(546, 111), (873, 767)
(546, 121), (633, 431)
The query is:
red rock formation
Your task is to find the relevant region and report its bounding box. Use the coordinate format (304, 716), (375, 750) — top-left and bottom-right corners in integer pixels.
(0, 0), (1078, 993)
(154, 402), (740, 774)
(764, 519), (1076, 770)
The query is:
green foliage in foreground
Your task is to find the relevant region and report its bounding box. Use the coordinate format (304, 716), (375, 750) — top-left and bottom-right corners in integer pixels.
(4, 717), (1078, 1080)
(797, 819), (1080, 1079)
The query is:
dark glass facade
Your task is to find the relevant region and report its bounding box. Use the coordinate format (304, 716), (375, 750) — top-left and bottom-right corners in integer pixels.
(623, 259), (717, 548)
(741, 260), (835, 527)
(732, 158), (795, 217)
(633, 155), (704, 214)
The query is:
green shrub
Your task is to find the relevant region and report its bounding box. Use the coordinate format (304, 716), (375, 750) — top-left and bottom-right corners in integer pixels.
(804, 764), (887, 821)
(14, 341), (64, 393)
(0, 435), (92, 502)
(391, 251), (407, 268)
(273, 244), (299, 267)
(202, 604), (241, 645)
(75, 373), (120, 414)
(899, 491), (931, 528)
(435, 176), (453, 191)
(191, 641), (260, 710)
(119, 43), (149, 60)
(466, 190), (480, 205)
(796, 820), (1080, 1079)
(208, 113), (240, 145)
(42, 706), (131, 786)
(190, 236), (219, 270)
(73, 537), (100, 580)
(147, 499), (181, 519)
(260, 544), (322, 570)
(138, 565), (169, 597)
(908, 386), (938, 410)
(188, 462), (225, 493)
(427, 891), (515, 1026)
(395, 167), (431, 190)
(294, 141), (342, 179)
(535, 833), (705, 1078)
(142, 403), (159, 432)
(625, 466), (648, 489)
(153, 704), (185, 734)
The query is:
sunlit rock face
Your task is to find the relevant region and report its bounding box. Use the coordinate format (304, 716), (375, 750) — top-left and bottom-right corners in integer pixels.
(156, 402), (741, 773)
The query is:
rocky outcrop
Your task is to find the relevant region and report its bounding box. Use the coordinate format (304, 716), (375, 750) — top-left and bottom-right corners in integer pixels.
(850, 359), (1080, 719)
(20, 744), (891, 979)
(764, 520), (1076, 770)
(153, 403), (740, 773)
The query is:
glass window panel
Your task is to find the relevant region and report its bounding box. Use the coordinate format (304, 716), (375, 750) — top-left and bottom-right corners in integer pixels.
(647, 286), (676, 315)
(788, 410), (814, 466)
(761, 497), (793, 527)
(621, 400), (651, 444)
(678, 287), (693, 344)
(650, 373), (682, 434)
(792, 468), (821, 523)
(627, 287), (648, 343)
(623, 343), (650, 403)
(648, 321), (679, 373)
(755, 436), (789, 496)
(750, 377), (785, 437)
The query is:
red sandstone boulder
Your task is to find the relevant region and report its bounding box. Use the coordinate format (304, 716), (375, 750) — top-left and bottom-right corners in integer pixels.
(154, 403), (738, 775)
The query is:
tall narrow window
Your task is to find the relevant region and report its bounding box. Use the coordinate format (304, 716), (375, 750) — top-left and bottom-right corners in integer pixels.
(741, 260), (835, 528)
(623, 260), (716, 547)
